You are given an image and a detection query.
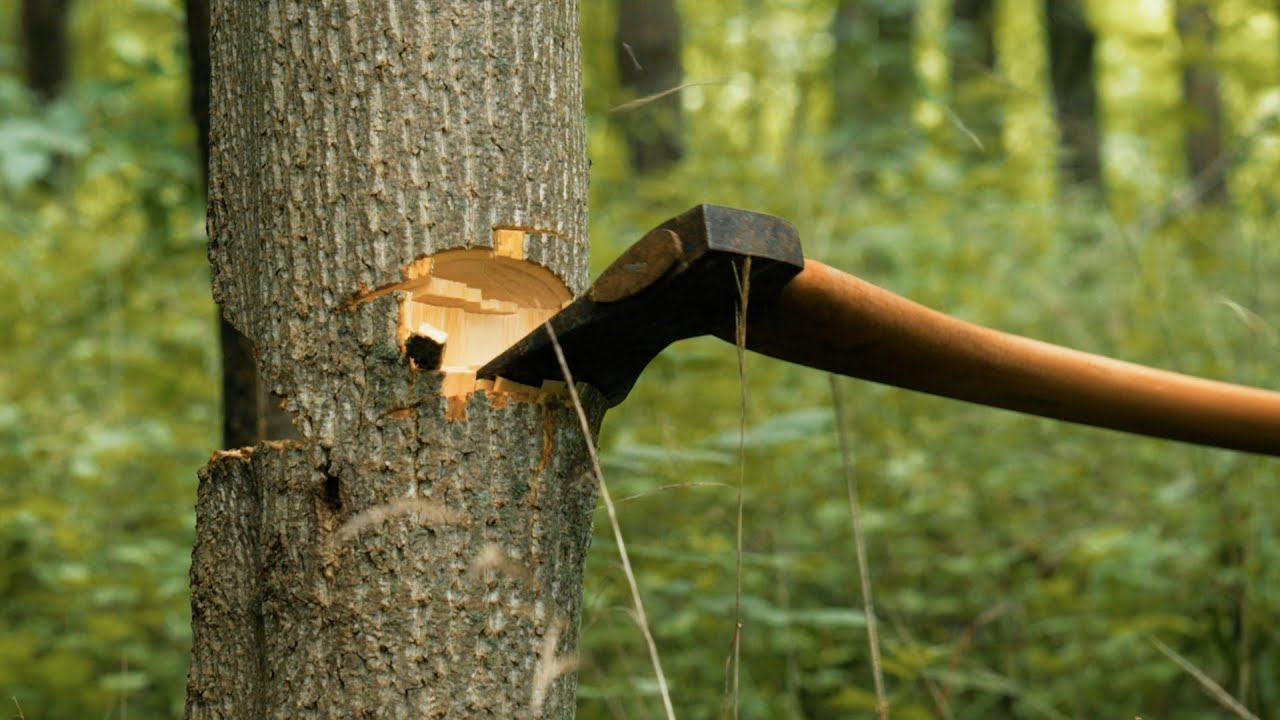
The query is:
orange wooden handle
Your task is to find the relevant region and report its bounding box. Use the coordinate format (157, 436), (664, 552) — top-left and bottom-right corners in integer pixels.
(746, 260), (1280, 456)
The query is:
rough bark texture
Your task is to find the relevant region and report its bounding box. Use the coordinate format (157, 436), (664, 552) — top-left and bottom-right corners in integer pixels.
(20, 0), (72, 101)
(614, 0), (684, 173)
(189, 2), (600, 717)
(188, 390), (604, 718)
(207, 1), (591, 440)
(185, 0), (305, 447)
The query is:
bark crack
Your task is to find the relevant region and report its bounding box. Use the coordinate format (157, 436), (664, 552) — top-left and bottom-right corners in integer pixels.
(321, 457), (343, 512)
(527, 405), (555, 552)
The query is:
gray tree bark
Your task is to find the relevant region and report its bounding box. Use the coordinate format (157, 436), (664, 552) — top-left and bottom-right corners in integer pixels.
(183, 0), (298, 446)
(186, 2), (601, 718)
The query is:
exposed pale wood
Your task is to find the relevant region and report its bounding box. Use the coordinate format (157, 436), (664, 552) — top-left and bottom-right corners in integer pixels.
(493, 228), (526, 259)
(414, 322), (448, 346)
(494, 376), (542, 396)
(392, 246), (571, 403)
(540, 380), (567, 393)
(430, 249), (571, 308)
(440, 369), (477, 397)
(196, 1), (599, 716)
(407, 276), (519, 314)
(207, 2), (591, 435)
(408, 304), (557, 378)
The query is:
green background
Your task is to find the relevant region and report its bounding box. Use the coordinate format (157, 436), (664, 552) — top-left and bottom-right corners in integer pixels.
(1, 0), (1277, 717)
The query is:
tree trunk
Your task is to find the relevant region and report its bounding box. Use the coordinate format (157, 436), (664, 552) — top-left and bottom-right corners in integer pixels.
(1178, 0), (1228, 204)
(19, 0), (72, 187)
(20, 0), (72, 101)
(995, 0), (1059, 203)
(949, 0), (1004, 158)
(953, 0), (994, 72)
(1045, 0), (1100, 183)
(831, 0), (915, 124)
(184, 0), (297, 448)
(186, 2), (600, 718)
(614, 0), (684, 173)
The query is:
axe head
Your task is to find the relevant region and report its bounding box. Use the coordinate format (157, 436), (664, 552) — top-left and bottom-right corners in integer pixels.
(477, 204), (804, 405)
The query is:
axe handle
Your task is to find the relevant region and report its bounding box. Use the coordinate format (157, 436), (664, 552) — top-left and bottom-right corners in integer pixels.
(745, 260), (1280, 456)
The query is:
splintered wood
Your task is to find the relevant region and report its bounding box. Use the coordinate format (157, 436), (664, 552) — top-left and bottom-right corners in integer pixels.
(397, 233), (572, 406)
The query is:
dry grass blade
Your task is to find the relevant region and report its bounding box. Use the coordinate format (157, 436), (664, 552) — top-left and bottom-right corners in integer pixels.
(1150, 638), (1260, 720)
(942, 103), (985, 151)
(830, 375), (889, 720)
(607, 481), (732, 507)
(621, 42), (642, 71)
(938, 603), (1008, 710)
(609, 80), (723, 113)
(728, 257), (752, 720)
(884, 611), (954, 720)
(543, 322), (677, 720)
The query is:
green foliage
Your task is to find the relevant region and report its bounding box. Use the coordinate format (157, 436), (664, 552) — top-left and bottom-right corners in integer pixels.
(3, 0), (1279, 718)
(0, 0), (214, 717)
(578, 1), (1280, 719)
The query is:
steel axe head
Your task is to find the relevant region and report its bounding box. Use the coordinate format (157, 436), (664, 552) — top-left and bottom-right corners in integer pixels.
(476, 204), (804, 405)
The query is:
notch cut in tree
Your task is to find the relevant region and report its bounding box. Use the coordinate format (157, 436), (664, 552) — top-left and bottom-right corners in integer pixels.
(188, 2), (602, 718)
(344, 228), (574, 408)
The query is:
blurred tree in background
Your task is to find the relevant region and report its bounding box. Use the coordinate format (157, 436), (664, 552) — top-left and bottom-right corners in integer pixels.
(2, 0), (1277, 717)
(615, 0), (686, 174)
(19, 0), (71, 102)
(1, 1), (212, 716)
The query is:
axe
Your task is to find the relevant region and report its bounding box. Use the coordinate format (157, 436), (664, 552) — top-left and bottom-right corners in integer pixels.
(478, 205), (1280, 456)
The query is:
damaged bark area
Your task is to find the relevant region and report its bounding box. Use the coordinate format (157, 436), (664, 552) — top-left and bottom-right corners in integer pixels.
(206, 0), (591, 444)
(188, 391), (605, 718)
(346, 227), (575, 408)
(192, 1), (600, 717)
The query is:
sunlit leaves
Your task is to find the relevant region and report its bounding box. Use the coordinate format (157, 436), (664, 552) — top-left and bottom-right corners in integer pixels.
(1, 0), (210, 717)
(4, 0), (1279, 717)
(580, 1), (1280, 718)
